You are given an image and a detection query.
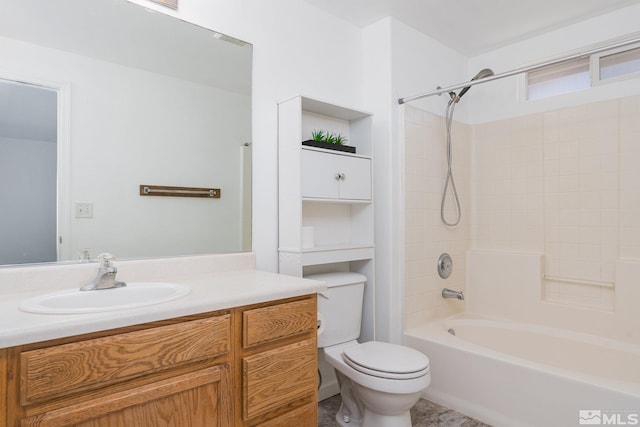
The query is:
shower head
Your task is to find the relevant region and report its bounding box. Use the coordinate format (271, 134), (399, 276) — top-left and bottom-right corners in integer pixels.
(456, 68), (494, 99)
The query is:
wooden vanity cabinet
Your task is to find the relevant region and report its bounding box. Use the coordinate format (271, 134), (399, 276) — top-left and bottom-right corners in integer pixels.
(1, 349), (7, 425)
(234, 295), (318, 427)
(1, 294), (319, 427)
(5, 310), (233, 427)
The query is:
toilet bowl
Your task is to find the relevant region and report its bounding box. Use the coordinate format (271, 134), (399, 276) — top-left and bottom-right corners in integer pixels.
(324, 341), (431, 427)
(309, 271), (431, 427)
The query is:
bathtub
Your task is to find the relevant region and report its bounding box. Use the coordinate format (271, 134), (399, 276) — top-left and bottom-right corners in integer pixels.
(404, 314), (640, 427)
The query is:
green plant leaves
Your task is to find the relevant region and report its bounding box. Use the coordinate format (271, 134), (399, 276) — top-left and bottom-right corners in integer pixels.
(311, 129), (347, 145)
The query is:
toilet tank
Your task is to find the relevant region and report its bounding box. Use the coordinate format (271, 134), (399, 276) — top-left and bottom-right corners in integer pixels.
(306, 272), (366, 348)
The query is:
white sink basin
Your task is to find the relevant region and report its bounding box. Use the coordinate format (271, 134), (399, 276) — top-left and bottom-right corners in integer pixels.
(19, 282), (191, 314)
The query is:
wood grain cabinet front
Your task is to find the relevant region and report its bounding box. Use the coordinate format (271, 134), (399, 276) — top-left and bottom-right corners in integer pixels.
(1, 295), (320, 427)
(243, 298), (317, 348)
(20, 365), (232, 427)
(5, 311), (232, 427)
(253, 402), (318, 427)
(237, 295), (318, 427)
(20, 314), (230, 405)
(243, 338), (317, 420)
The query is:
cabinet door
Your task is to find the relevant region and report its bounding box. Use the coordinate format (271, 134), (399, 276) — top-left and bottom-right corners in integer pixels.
(337, 155), (371, 200)
(254, 402), (317, 427)
(243, 339), (316, 420)
(301, 149), (371, 200)
(301, 149), (340, 199)
(243, 298), (317, 348)
(20, 365), (232, 427)
(21, 315), (230, 405)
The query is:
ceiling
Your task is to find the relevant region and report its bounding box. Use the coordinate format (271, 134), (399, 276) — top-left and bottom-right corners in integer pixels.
(0, 0), (252, 143)
(0, 0), (252, 95)
(301, 0), (640, 55)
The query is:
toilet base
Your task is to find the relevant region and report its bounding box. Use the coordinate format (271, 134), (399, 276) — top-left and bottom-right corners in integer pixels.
(362, 409), (412, 427)
(334, 404), (412, 427)
(333, 369), (418, 427)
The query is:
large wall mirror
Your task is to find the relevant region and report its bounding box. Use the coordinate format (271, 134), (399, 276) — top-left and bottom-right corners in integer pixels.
(0, 0), (252, 266)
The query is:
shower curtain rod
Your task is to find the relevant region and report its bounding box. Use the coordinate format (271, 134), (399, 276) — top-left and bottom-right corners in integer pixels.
(398, 34), (640, 104)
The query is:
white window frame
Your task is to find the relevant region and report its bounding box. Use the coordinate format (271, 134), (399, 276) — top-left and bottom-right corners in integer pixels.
(591, 41), (640, 86)
(520, 39), (640, 101)
(524, 57), (590, 101)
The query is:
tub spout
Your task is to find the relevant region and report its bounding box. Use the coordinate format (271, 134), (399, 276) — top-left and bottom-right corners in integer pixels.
(442, 288), (464, 300)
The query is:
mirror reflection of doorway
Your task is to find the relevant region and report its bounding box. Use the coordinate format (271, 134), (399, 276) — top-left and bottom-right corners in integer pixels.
(0, 79), (57, 265)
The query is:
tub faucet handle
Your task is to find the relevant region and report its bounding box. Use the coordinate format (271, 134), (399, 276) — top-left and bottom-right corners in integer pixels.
(442, 288), (464, 300)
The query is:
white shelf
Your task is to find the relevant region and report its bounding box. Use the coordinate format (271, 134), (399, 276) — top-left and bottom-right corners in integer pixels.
(278, 95), (375, 342)
(301, 146), (371, 160)
(279, 243), (375, 253)
(302, 197), (372, 204)
(279, 245), (374, 267)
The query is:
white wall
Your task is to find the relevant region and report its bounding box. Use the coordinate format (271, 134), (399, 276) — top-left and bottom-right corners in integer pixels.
(362, 19), (396, 342)
(390, 20), (469, 119)
(128, 0), (365, 272)
(0, 35), (250, 259)
(362, 18), (469, 341)
(467, 3), (640, 124)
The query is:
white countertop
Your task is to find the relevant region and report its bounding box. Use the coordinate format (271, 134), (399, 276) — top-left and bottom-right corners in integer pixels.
(0, 258), (326, 348)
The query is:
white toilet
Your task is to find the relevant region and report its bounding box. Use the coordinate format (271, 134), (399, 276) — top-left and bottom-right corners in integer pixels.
(309, 272), (431, 427)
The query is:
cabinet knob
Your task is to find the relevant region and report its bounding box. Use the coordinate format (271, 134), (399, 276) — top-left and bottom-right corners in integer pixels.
(335, 173), (346, 181)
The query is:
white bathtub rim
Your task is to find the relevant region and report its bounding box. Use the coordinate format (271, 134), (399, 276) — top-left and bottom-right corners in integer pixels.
(404, 313), (640, 398)
(445, 312), (640, 355)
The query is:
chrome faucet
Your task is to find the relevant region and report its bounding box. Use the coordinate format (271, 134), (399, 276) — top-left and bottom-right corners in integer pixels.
(80, 253), (127, 291)
(442, 288), (464, 300)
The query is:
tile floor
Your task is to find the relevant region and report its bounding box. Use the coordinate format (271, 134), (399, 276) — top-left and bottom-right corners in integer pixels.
(318, 395), (492, 427)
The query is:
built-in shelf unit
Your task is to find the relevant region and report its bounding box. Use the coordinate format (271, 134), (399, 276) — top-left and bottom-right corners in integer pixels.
(278, 95), (375, 344)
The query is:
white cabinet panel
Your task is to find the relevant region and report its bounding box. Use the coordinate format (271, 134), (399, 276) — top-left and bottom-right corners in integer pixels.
(301, 149), (371, 201)
(278, 96), (375, 350)
(338, 155), (371, 200)
(301, 149), (340, 199)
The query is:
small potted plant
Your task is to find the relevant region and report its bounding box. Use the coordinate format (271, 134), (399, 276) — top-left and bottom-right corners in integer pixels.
(302, 129), (356, 153)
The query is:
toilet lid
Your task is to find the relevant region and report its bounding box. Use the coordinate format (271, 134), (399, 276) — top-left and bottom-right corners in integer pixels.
(341, 341), (430, 380)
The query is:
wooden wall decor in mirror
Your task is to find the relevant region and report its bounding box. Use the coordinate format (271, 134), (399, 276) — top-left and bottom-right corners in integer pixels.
(0, 0), (252, 266)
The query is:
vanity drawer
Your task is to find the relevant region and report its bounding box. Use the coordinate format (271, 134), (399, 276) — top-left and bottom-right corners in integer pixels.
(20, 314), (230, 405)
(254, 402), (317, 427)
(242, 297), (316, 348)
(242, 338), (316, 420)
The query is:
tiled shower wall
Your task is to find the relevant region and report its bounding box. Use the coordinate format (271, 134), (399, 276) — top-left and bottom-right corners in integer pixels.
(403, 106), (471, 329)
(619, 96), (640, 259)
(403, 95), (640, 325)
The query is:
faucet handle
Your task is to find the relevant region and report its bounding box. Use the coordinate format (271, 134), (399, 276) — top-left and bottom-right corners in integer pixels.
(97, 253), (115, 268)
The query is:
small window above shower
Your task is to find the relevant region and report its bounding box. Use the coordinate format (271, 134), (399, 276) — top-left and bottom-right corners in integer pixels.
(526, 58), (590, 100)
(525, 39), (640, 100)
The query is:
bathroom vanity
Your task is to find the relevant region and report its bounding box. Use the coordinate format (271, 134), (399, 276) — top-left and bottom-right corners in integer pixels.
(0, 254), (324, 427)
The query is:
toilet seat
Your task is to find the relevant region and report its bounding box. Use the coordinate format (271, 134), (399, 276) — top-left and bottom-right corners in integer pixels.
(341, 341), (430, 380)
